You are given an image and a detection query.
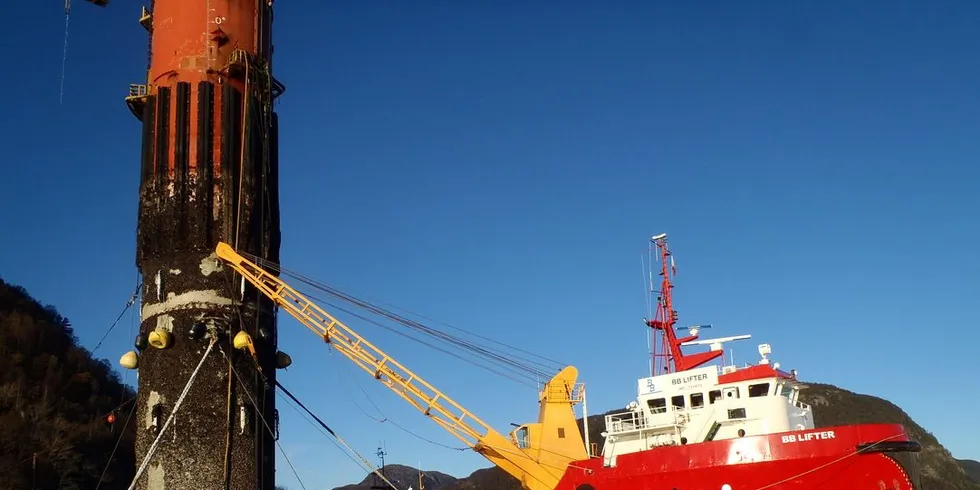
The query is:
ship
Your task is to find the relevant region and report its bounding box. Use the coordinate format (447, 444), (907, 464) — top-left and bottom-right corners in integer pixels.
(548, 233), (923, 490)
(211, 235), (924, 490)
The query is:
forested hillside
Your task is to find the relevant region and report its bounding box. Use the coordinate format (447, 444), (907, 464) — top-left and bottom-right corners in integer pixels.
(0, 278), (136, 489)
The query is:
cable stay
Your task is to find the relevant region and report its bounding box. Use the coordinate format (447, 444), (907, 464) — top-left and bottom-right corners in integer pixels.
(308, 291), (543, 388)
(276, 380), (399, 490)
(216, 242), (591, 490)
(243, 252), (566, 386)
(334, 357), (469, 451)
(128, 339), (216, 490)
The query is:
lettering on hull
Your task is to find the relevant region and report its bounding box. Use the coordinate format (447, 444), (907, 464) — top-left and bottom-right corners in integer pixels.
(781, 430), (835, 443)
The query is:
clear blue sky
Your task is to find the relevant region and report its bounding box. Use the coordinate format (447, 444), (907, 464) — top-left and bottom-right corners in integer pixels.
(1, 1), (978, 489)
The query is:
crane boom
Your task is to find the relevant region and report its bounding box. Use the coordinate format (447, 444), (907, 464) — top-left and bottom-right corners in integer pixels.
(214, 242), (589, 490)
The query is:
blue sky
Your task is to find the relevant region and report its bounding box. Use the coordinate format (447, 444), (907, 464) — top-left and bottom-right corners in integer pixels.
(2, 1), (979, 489)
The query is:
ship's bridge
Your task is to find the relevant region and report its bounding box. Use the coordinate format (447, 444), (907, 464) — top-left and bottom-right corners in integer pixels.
(599, 343), (815, 467)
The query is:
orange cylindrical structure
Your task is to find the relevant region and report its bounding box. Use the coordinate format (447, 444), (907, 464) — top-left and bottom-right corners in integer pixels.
(140, 0), (280, 183)
(132, 1), (282, 489)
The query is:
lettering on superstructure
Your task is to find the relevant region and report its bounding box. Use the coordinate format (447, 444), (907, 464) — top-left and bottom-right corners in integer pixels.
(637, 367), (718, 395)
(781, 430), (836, 443)
(672, 373), (709, 385)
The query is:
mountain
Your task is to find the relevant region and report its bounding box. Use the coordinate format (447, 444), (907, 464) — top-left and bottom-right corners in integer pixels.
(334, 463), (457, 490)
(802, 382), (978, 490)
(959, 459), (980, 484)
(0, 278), (137, 489)
(334, 382), (980, 490)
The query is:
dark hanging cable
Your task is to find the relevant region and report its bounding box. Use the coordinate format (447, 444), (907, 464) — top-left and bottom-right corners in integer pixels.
(240, 251), (565, 382)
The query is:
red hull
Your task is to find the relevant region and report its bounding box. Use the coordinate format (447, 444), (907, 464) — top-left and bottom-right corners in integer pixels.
(556, 424), (919, 490)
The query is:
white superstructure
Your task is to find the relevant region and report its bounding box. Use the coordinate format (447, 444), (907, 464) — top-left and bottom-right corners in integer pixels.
(600, 343), (814, 467)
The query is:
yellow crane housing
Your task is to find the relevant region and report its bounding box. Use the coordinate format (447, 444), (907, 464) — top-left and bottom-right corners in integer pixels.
(214, 242), (589, 490)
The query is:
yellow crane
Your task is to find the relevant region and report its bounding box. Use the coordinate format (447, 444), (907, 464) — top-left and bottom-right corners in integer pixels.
(214, 242), (590, 490)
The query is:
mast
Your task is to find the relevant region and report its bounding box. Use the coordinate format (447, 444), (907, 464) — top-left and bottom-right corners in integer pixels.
(644, 234), (723, 375)
(370, 444), (387, 490)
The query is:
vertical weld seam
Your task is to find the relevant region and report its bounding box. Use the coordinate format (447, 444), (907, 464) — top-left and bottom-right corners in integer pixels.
(155, 87), (171, 189)
(154, 87), (171, 257)
(175, 82), (191, 243)
(230, 87), (243, 245)
(247, 93), (261, 255)
(175, 82), (190, 188)
(140, 95), (157, 187)
(268, 112), (281, 266)
(198, 81), (215, 247)
(220, 84), (235, 243)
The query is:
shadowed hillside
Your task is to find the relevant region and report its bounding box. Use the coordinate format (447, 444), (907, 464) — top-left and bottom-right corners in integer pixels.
(335, 382), (980, 490)
(959, 459), (980, 485)
(802, 382), (978, 490)
(0, 278), (137, 489)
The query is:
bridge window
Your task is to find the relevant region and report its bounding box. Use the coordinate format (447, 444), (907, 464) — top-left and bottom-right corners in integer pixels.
(690, 392), (705, 409)
(647, 397), (667, 414)
(671, 395), (685, 410)
(728, 408), (746, 419)
(779, 383), (793, 397)
(708, 390), (722, 404)
(748, 383), (771, 398)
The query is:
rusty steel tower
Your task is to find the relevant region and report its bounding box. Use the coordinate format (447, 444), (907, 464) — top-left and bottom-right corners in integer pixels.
(114, 0), (285, 488)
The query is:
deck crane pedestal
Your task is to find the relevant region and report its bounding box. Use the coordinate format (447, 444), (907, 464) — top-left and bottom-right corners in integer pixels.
(214, 242), (591, 490)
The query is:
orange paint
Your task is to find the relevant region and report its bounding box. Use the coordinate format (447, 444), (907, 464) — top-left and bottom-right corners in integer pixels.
(146, 0), (274, 180)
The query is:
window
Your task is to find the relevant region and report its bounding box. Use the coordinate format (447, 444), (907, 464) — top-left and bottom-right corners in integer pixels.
(690, 392), (705, 409)
(708, 390), (722, 404)
(727, 408), (746, 419)
(671, 395), (686, 410)
(779, 383), (793, 397)
(516, 427), (530, 449)
(558, 427), (566, 439)
(723, 387), (740, 400)
(647, 398), (667, 414)
(748, 383), (770, 398)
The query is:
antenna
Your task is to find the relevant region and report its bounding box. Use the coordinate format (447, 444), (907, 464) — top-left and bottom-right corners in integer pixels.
(370, 443), (388, 490)
(60, 0), (72, 104)
(643, 233), (725, 374)
(678, 324), (712, 338)
(758, 343), (772, 365)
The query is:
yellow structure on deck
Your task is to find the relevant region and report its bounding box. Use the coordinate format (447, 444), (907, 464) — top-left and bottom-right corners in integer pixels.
(214, 242), (589, 490)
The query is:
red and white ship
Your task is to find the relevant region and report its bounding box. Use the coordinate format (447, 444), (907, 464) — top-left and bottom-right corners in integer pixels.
(215, 235), (924, 490)
(552, 233), (922, 490)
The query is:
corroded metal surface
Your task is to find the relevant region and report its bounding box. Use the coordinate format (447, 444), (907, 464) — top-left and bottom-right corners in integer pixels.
(133, 1), (281, 488)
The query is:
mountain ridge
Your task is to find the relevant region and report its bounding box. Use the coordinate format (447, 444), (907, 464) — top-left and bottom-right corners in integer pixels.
(333, 463), (458, 490)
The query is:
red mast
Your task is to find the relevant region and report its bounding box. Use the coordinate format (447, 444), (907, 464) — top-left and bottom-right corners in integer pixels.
(645, 234), (722, 375)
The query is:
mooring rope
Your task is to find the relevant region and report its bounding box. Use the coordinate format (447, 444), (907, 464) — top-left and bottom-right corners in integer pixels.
(126, 339), (216, 490)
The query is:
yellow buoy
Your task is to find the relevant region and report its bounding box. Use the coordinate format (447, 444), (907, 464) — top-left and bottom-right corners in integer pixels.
(276, 351), (292, 369)
(148, 329), (172, 349)
(233, 331), (253, 350)
(120, 351), (139, 369)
